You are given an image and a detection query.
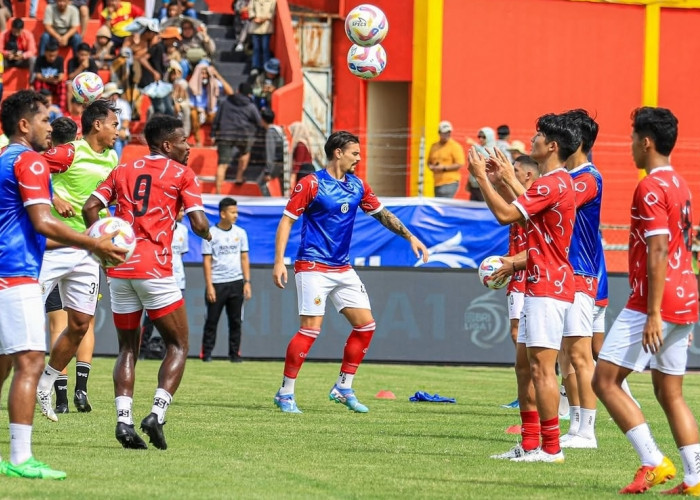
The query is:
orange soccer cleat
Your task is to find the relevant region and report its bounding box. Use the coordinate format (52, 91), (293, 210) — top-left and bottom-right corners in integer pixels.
(620, 457), (677, 494)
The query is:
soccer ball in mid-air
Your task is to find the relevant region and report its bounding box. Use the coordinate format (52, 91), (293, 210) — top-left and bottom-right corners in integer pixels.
(71, 71), (104, 104)
(347, 44), (387, 79)
(478, 255), (511, 290)
(88, 216), (136, 267)
(345, 4), (389, 47)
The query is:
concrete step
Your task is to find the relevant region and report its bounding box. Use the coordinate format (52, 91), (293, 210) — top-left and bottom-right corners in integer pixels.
(207, 25), (237, 39)
(212, 37), (237, 53)
(198, 11), (235, 25)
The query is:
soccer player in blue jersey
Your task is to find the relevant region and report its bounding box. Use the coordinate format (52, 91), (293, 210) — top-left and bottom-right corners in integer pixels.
(0, 90), (124, 480)
(557, 109), (603, 449)
(272, 131), (429, 413)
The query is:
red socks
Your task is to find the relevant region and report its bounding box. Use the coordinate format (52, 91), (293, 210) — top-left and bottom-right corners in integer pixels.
(340, 322), (376, 374)
(520, 410), (540, 452)
(283, 328), (319, 379)
(540, 416), (561, 455)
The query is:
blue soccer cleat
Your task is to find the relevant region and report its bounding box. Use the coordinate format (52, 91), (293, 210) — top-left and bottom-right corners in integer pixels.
(501, 398), (520, 409)
(329, 385), (369, 413)
(274, 391), (302, 414)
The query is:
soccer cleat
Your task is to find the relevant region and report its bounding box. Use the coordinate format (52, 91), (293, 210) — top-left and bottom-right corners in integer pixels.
(560, 435), (597, 449)
(55, 403), (69, 414)
(501, 398), (520, 409)
(328, 385), (369, 413)
(140, 413), (167, 450)
(273, 391), (302, 414)
(4, 457), (66, 480)
(74, 390), (92, 413)
(115, 423), (148, 450)
(36, 389), (58, 422)
(491, 443), (526, 460)
(511, 447), (565, 463)
(661, 481), (700, 496)
(620, 456), (676, 494)
(559, 433), (576, 444)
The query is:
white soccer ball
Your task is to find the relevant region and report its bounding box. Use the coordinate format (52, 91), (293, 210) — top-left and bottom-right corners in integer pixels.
(71, 71), (104, 104)
(345, 4), (389, 47)
(347, 44), (387, 80)
(478, 255), (511, 290)
(88, 216), (136, 267)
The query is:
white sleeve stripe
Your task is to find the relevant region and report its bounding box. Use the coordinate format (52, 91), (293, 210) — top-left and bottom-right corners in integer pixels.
(23, 198), (52, 207)
(512, 201), (529, 221)
(92, 191), (109, 207)
(366, 203), (384, 216)
(644, 229), (671, 238)
(283, 209), (299, 220)
(184, 206), (204, 214)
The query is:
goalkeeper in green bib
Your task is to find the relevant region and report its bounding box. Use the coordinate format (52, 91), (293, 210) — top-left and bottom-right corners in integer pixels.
(35, 100), (120, 422)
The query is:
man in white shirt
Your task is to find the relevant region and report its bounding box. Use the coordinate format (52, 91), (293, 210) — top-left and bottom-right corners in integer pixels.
(201, 197), (251, 362)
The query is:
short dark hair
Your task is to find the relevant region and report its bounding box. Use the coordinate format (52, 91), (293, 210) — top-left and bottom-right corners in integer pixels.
(564, 109), (599, 154)
(497, 125), (510, 139)
(46, 39), (59, 51)
(514, 154), (538, 170)
(324, 131), (359, 160)
(144, 114), (184, 149)
(631, 107), (678, 157)
(219, 197), (237, 212)
(0, 90), (48, 137)
(261, 108), (275, 124)
(238, 82), (252, 95)
(82, 99), (119, 135)
(77, 42), (91, 53)
(11, 18), (23, 30)
(51, 117), (78, 145)
(536, 113), (581, 162)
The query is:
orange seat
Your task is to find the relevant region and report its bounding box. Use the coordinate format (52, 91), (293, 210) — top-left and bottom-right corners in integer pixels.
(119, 144), (149, 164)
(187, 148), (218, 177)
(199, 181), (264, 196)
(267, 178), (282, 197)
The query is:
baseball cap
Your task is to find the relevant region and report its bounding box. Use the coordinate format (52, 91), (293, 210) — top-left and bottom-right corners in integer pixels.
(438, 121), (453, 133)
(102, 82), (124, 98)
(160, 26), (182, 40)
(508, 140), (526, 154)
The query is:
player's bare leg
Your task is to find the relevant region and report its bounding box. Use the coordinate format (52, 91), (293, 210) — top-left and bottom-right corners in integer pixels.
(560, 337), (597, 447)
(500, 318), (520, 409)
(524, 347), (563, 461)
(0, 354), (12, 403)
(113, 323), (147, 450)
(558, 349), (575, 423)
(592, 330), (637, 406)
(47, 309), (69, 413)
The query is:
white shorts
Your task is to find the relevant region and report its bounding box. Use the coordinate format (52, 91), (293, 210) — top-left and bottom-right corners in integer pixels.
(517, 296), (570, 349)
(592, 305), (607, 334)
(109, 276), (183, 314)
(563, 292), (595, 338)
(295, 269), (371, 316)
(507, 292), (524, 321)
(0, 284), (47, 354)
(40, 247), (100, 315)
(598, 308), (692, 376)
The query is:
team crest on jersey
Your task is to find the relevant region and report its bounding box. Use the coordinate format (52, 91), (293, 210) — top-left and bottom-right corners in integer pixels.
(341, 203), (349, 214)
(314, 295), (322, 306)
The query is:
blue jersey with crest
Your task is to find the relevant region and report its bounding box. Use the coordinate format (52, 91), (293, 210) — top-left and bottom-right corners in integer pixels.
(569, 163), (603, 278)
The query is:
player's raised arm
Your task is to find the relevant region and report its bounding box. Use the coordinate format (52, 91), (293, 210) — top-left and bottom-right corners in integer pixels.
(371, 208), (429, 263)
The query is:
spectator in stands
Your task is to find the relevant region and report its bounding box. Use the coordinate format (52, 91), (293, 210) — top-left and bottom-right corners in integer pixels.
(160, 25), (186, 76)
(179, 19), (216, 71)
(41, 0), (82, 57)
(160, 0), (196, 20)
(102, 82), (131, 159)
(211, 82), (261, 194)
(64, 96), (85, 136)
(261, 108), (286, 195)
(508, 140), (527, 161)
(427, 120), (465, 199)
(39, 88), (64, 123)
(73, 0), (90, 38)
(248, 0), (276, 75)
(496, 124), (513, 162)
(91, 25), (116, 70)
(250, 57), (283, 109)
(465, 126), (495, 201)
(33, 40), (66, 111)
(160, 2), (183, 27)
(66, 42), (98, 80)
(134, 18), (175, 116)
(0, 1), (10, 33)
(289, 121), (318, 188)
(0, 18), (37, 73)
(233, 0), (251, 53)
(189, 61), (234, 147)
(167, 59), (191, 138)
(101, 0), (144, 48)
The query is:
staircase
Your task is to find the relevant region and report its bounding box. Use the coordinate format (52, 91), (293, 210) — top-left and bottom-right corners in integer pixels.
(198, 11), (250, 91)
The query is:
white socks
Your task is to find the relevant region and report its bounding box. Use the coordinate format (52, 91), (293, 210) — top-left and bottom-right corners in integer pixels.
(679, 444), (700, 487)
(152, 388), (172, 424)
(9, 423), (32, 465)
(37, 364), (61, 393)
(578, 408), (597, 439)
(116, 396), (133, 425)
(626, 423), (664, 467)
(568, 406), (581, 435)
(278, 376), (296, 396)
(336, 372), (354, 389)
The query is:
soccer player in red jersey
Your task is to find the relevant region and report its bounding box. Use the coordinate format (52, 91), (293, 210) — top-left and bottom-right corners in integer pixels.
(469, 114), (579, 463)
(83, 115), (211, 450)
(272, 131), (429, 414)
(592, 107), (700, 495)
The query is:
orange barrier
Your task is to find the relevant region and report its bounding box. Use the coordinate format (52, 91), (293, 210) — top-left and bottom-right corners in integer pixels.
(270, 0), (303, 126)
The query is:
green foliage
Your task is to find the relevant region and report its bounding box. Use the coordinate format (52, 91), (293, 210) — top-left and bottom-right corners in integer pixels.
(0, 359), (696, 499)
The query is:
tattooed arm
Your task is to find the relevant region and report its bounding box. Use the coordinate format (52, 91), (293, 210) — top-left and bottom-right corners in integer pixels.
(372, 208), (429, 262)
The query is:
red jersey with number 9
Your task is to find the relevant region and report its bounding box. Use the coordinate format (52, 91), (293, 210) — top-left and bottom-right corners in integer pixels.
(92, 154), (204, 279)
(626, 166), (698, 323)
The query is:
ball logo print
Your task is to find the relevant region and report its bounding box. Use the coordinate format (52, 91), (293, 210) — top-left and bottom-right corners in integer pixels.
(71, 71), (105, 104)
(345, 4), (389, 47)
(477, 255), (511, 290)
(88, 216), (136, 267)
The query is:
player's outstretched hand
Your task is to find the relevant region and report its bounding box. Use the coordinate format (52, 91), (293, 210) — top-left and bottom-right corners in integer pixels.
(93, 230), (128, 266)
(487, 148), (516, 182)
(642, 312), (664, 353)
(410, 235), (429, 263)
(52, 195), (75, 219)
(273, 261), (288, 289)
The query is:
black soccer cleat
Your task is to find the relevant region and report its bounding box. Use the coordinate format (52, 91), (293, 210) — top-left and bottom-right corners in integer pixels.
(115, 423), (148, 450)
(74, 390), (92, 413)
(55, 403), (69, 414)
(140, 413), (167, 450)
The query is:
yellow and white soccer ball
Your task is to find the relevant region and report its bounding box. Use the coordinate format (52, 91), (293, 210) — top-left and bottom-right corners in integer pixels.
(88, 216), (136, 267)
(347, 43), (387, 80)
(345, 4), (389, 47)
(478, 255), (511, 290)
(71, 71), (105, 104)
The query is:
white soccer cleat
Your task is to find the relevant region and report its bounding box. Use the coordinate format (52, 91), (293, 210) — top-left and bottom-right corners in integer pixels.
(559, 435), (597, 449)
(559, 432), (576, 444)
(511, 447), (565, 463)
(36, 389), (58, 422)
(490, 443), (525, 460)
